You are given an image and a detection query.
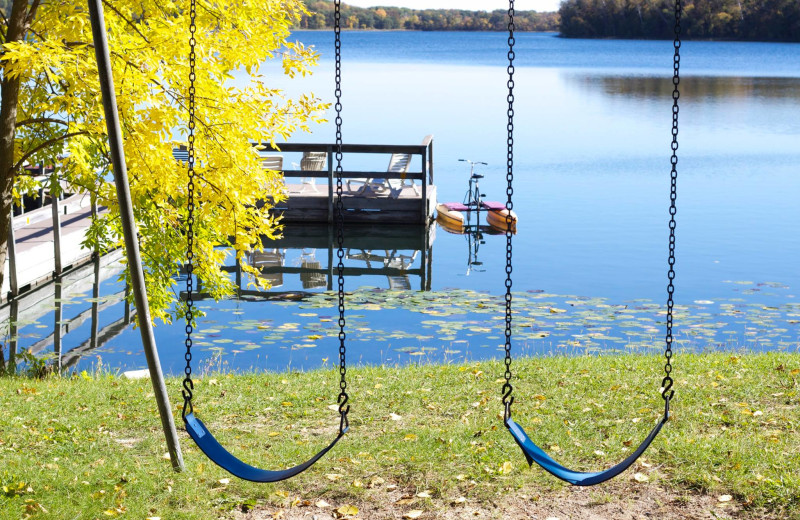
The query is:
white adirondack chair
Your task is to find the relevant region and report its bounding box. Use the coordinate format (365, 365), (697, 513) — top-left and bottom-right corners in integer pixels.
(292, 151), (326, 193)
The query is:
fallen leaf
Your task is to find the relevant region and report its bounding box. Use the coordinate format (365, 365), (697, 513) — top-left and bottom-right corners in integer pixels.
(326, 473), (343, 481)
(452, 497), (467, 505)
(389, 413), (403, 421)
(336, 504), (359, 517)
(404, 433), (418, 441)
(218, 478), (230, 485)
(633, 473), (649, 482)
(718, 495), (733, 503)
(499, 461), (513, 475)
(416, 490), (431, 498)
(403, 510), (424, 519)
(315, 499), (331, 508)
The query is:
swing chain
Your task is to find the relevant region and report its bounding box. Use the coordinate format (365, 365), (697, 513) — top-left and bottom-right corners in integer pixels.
(334, 0), (349, 434)
(182, 0), (197, 419)
(502, 0), (516, 424)
(662, 0), (681, 406)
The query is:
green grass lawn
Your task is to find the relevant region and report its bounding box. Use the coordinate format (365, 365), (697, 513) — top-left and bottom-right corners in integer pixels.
(1, 352), (798, 519)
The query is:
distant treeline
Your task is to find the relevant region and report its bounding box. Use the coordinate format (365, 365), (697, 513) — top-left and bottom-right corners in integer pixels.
(299, 1), (560, 32)
(558, 0), (800, 41)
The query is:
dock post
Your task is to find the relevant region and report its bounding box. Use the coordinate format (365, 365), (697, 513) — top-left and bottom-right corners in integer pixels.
(420, 225), (428, 291)
(5, 299), (19, 373)
(235, 256), (242, 296)
(327, 145), (334, 224)
(327, 224), (334, 291)
(124, 282), (131, 324)
(421, 146), (427, 224)
(51, 190), (63, 276)
(54, 280), (63, 371)
(88, 0), (184, 473)
(7, 215), (19, 298)
(90, 256), (100, 352)
(91, 201), (100, 351)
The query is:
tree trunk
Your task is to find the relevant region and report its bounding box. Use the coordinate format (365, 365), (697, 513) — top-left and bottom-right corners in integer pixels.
(0, 0), (38, 297)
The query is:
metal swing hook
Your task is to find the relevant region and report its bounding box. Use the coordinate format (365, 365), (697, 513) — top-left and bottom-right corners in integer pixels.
(502, 382), (514, 424)
(181, 378), (194, 419)
(337, 392), (350, 433)
(661, 375), (674, 420)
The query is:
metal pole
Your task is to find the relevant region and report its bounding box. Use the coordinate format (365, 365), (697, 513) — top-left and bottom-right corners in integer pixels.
(87, 0), (184, 472)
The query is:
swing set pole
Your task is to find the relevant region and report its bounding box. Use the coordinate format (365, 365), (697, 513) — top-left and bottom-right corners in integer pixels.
(86, 0), (185, 473)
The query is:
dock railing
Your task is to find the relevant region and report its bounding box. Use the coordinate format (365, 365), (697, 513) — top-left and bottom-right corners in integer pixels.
(259, 135), (434, 224)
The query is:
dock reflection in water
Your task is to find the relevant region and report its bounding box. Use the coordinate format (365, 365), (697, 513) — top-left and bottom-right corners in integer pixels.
(2, 224), (437, 373)
(213, 223), (435, 299)
(1, 250), (132, 374)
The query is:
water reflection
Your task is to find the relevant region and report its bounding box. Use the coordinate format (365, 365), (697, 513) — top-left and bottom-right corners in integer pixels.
(567, 73), (800, 102)
(203, 224), (436, 299)
(1, 251), (131, 374)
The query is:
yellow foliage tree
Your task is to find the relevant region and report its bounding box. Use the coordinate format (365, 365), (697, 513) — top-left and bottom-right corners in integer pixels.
(0, 1), (327, 321)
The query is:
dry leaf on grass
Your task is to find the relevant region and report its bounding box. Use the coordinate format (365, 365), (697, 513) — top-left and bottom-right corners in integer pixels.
(335, 504), (359, 517)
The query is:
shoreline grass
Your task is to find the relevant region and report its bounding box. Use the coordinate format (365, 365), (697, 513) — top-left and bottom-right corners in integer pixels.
(1, 352), (798, 519)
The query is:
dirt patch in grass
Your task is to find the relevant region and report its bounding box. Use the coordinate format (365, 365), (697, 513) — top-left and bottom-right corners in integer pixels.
(232, 481), (758, 520)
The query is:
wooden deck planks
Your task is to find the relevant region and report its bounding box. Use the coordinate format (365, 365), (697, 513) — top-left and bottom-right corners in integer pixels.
(3, 194), (98, 300)
(276, 183), (436, 223)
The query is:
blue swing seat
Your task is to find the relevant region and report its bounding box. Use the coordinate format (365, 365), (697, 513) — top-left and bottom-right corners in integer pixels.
(184, 413), (346, 483)
(505, 410), (668, 486)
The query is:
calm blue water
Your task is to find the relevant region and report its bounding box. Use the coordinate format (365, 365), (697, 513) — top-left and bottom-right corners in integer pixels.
(5, 32), (800, 374)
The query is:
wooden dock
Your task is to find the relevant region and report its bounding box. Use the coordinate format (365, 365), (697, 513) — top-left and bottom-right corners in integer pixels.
(263, 137), (437, 224)
(4, 138), (437, 301)
(3, 192), (99, 302)
(279, 182), (437, 224)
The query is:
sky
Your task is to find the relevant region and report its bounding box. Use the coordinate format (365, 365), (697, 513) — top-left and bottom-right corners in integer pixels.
(343, 1), (562, 13)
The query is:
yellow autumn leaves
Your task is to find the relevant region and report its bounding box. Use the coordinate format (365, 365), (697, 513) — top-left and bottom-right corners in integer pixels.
(4, 0), (328, 321)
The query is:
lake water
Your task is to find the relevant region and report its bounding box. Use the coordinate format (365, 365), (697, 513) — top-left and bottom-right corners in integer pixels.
(4, 32), (800, 374)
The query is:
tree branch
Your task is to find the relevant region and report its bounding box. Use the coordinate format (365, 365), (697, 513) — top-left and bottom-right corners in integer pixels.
(13, 131), (89, 171)
(101, 0), (150, 44)
(16, 117), (69, 127)
(24, 0), (41, 28)
(0, 10), (8, 42)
